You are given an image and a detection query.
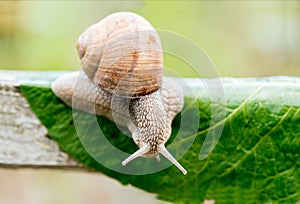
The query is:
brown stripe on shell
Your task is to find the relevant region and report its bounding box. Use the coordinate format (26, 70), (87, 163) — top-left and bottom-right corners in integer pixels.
(78, 12), (163, 96)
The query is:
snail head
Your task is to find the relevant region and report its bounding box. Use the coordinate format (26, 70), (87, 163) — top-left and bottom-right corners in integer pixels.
(121, 92), (187, 175)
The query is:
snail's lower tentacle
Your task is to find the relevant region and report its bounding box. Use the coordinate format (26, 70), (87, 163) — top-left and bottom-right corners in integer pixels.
(155, 154), (161, 162)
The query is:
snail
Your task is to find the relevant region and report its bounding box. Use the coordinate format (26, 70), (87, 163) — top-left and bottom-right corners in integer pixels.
(51, 12), (187, 175)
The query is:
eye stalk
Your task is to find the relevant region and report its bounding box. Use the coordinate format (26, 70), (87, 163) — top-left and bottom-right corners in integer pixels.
(159, 145), (187, 175)
(121, 144), (149, 166)
(121, 144), (187, 175)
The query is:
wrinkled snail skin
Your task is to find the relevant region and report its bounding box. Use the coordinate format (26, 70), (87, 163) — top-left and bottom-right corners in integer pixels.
(51, 11), (187, 175)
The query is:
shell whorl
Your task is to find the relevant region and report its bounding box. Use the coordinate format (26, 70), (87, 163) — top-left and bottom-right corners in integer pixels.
(77, 12), (163, 97)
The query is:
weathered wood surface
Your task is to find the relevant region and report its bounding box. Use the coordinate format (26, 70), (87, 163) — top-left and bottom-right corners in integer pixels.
(0, 70), (82, 169)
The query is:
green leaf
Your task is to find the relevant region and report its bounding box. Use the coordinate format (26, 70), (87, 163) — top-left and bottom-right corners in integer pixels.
(19, 76), (300, 203)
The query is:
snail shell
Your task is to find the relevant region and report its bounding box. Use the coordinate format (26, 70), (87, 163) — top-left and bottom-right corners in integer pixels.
(77, 12), (163, 97)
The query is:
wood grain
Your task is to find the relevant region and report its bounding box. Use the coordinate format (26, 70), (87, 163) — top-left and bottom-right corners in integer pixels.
(0, 70), (82, 169)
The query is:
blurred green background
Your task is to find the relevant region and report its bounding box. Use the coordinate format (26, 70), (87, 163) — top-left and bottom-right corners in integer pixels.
(0, 1), (299, 77)
(0, 1), (299, 204)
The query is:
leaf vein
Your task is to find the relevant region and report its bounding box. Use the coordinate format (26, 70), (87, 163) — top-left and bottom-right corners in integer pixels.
(197, 84), (265, 136)
(220, 106), (293, 177)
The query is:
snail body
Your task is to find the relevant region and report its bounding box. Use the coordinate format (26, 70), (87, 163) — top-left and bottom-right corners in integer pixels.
(51, 12), (186, 175)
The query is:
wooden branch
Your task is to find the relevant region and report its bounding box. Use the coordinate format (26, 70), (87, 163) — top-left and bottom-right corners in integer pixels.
(0, 70), (82, 169)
